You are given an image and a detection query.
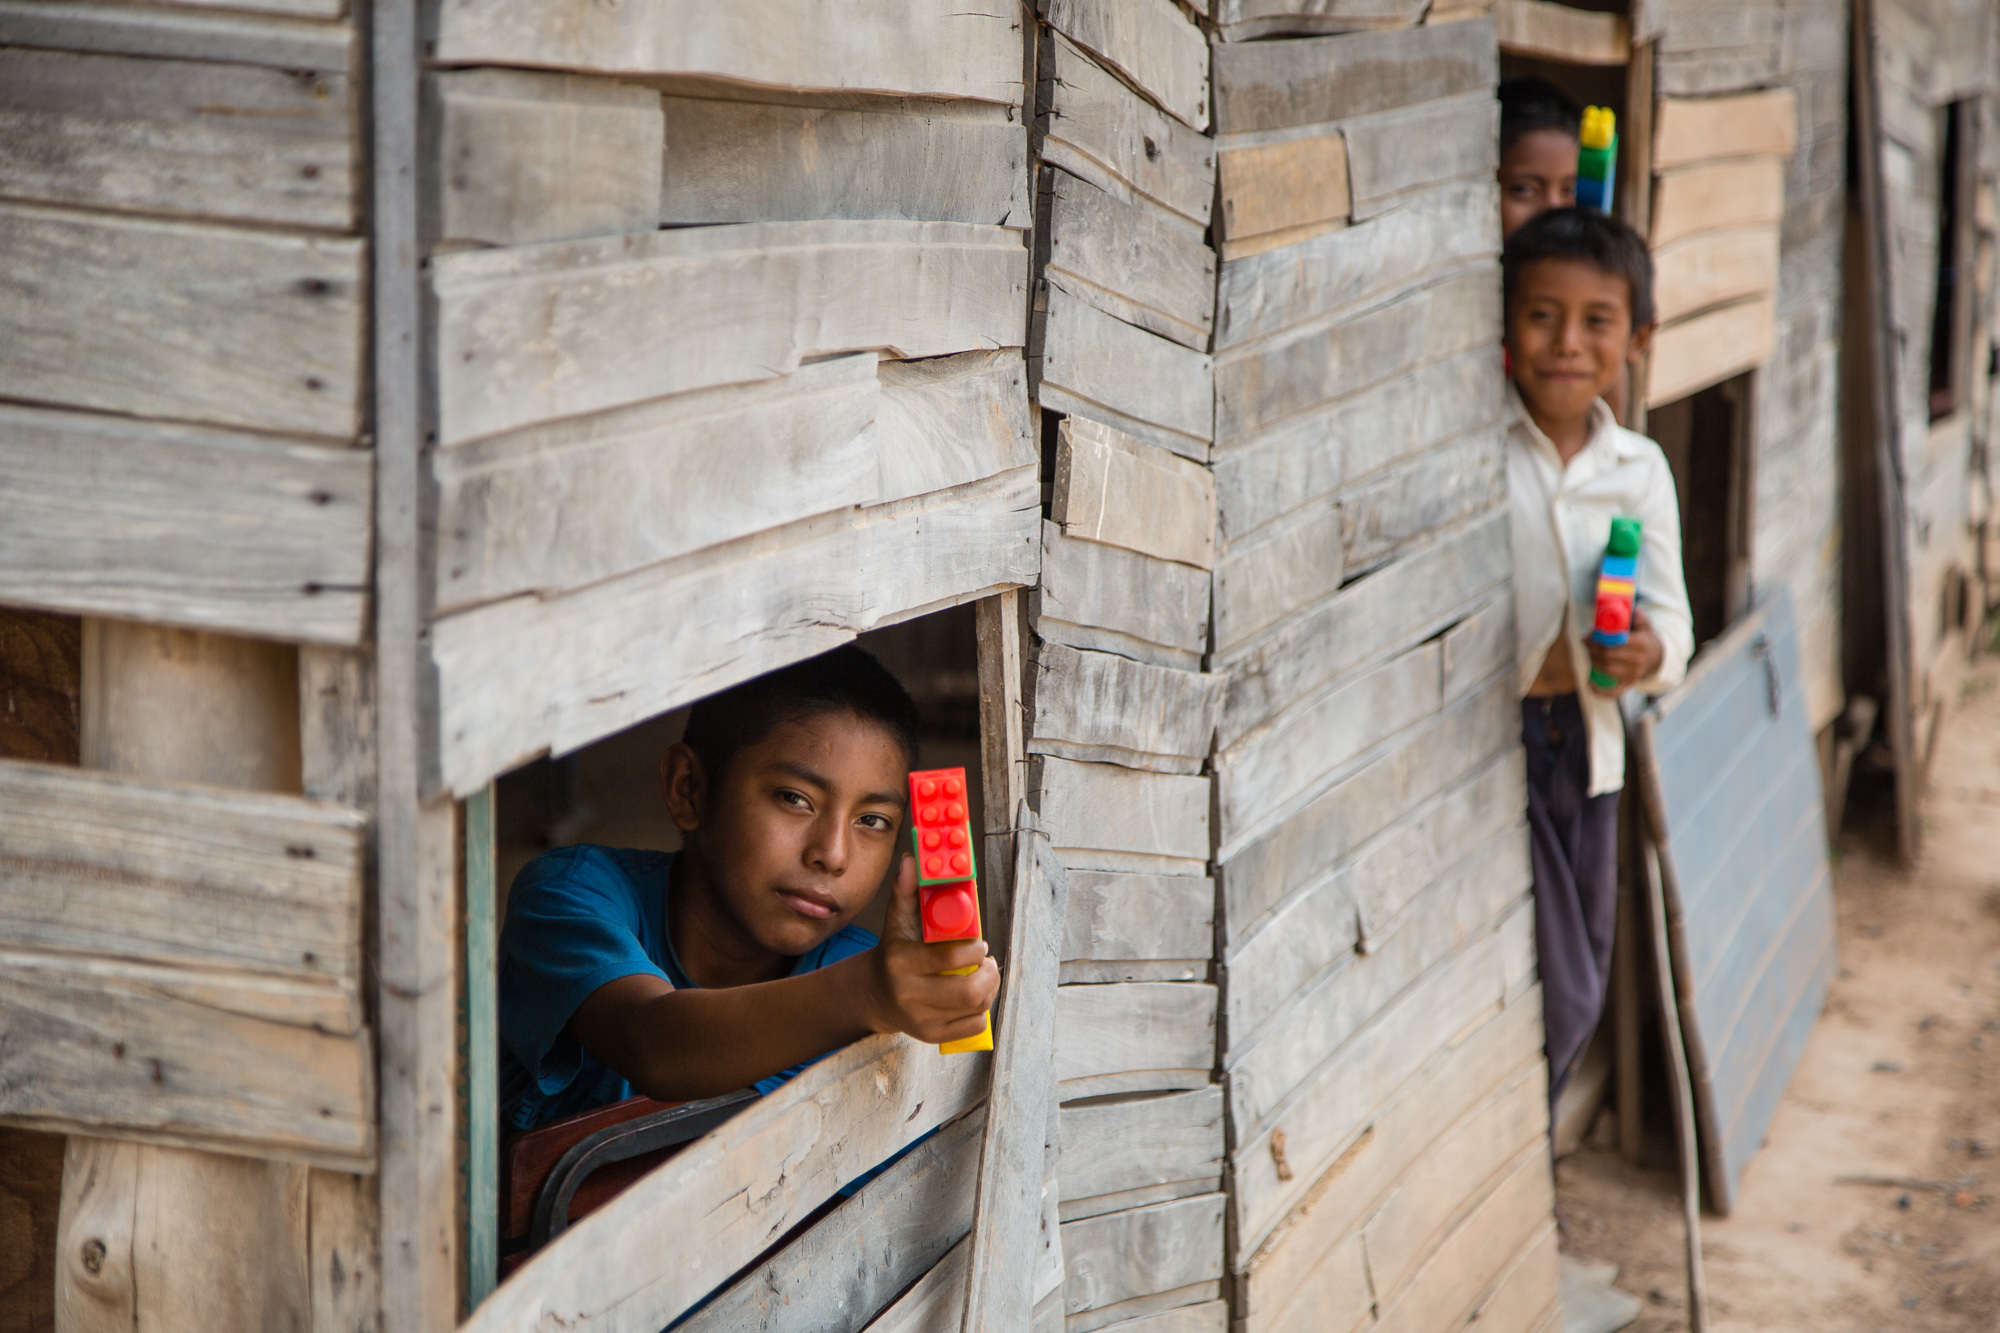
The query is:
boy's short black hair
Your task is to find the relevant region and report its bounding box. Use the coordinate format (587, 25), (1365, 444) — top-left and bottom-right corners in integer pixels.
(1503, 206), (1657, 331)
(1499, 75), (1583, 152)
(682, 644), (922, 785)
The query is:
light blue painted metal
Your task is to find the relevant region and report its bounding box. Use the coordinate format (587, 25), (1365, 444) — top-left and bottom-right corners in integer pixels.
(1634, 589), (1837, 1216)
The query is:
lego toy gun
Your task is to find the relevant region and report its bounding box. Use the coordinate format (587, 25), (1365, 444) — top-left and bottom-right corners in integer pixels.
(1576, 106), (1617, 213)
(1588, 516), (1642, 691)
(908, 766), (992, 1054)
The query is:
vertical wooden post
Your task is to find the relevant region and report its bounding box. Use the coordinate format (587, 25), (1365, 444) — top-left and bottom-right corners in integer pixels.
(975, 590), (1027, 959)
(56, 621), (311, 1333)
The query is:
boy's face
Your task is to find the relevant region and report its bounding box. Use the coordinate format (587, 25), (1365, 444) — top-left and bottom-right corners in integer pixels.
(1507, 257), (1651, 421)
(666, 710), (908, 957)
(1499, 128), (1579, 239)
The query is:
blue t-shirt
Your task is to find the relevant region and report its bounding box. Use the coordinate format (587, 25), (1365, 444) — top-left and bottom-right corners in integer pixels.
(498, 845), (877, 1132)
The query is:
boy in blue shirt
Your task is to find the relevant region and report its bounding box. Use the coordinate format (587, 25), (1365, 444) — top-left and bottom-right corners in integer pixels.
(499, 645), (999, 1131)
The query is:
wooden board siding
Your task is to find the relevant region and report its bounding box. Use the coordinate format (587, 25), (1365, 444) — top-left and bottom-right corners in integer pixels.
(1635, 592), (1837, 1215)
(1210, 0), (1431, 42)
(1060, 1194), (1226, 1323)
(1338, 91), (1499, 222)
(1041, 0), (1210, 130)
(1651, 224), (1782, 324)
(1040, 32), (1216, 227)
(1058, 1088), (1224, 1219)
(1055, 983), (1217, 1096)
(430, 0), (1025, 104)
(0, 404), (372, 644)
(1052, 417), (1217, 568)
(1042, 167), (1216, 351)
(0, 2), (353, 71)
(1038, 286), (1215, 459)
(1216, 134), (1351, 255)
(1035, 523), (1211, 670)
(1651, 156), (1787, 247)
(1653, 87), (1800, 169)
(1063, 870), (1214, 969)
(1028, 642), (1223, 776)
(1209, 20), (1497, 135)
(1646, 295), (1778, 405)
(1493, 0), (1629, 63)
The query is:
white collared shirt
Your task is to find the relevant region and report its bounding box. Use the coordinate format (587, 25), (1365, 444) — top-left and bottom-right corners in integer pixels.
(1508, 385), (1694, 795)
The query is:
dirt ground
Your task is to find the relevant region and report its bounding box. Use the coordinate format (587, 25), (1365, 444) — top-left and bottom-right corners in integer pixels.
(1557, 655), (2000, 1332)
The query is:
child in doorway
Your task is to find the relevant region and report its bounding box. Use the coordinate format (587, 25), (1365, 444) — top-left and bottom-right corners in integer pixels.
(497, 645), (998, 1131)
(1503, 209), (1694, 1112)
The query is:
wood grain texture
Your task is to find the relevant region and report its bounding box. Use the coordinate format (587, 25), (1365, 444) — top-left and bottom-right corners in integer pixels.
(1211, 0), (1430, 41)
(1494, 0), (1629, 62)
(1055, 983), (1217, 1090)
(1052, 416), (1217, 568)
(1650, 156), (1787, 247)
(1060, 1193), (1225, 1317)
(662, 96), (1029, 228)
(1370, 1147), (1553, 1333)
(1042, 0), (1209, 129)
(1060, 1087), (1224, 1208)
(1080, 1301), (1227, 1333)
(677, 1109), (984, 1333)
(434, 467), (1040, 794)
(1040, 32), (1215, 226)
(0, 404), (371, 644)
(1646, 296), (1777, 405)
(0, 1), (352, 71)
(0, 758), (364, 980)
(431, 0), (1023, 103)
(1039, 286), (1214, 456)
(1651, 224), (1781, 324)
(1340, 92), (1499, 221)
(1035, 524), (1211, 669)
(1337, 425), (1507, 574)
(0, 46), (356, 230)
(1068, 1283), (1223, 1333)
(1653, 88), (1799, 169)
(1218, 134), (1350, 246)
(1212, 494), (1344, 655)
(431, 69), (662, 247)
(1043, 168), (1216, 351)
(433, 218), (1026, 446)
(0, 203), (363, 440)
(460, 1035), (987, 1333)
(1064, 870), (1214, 964)
(1210, 19), (1497, 134)
(1029, 643), (1221, 775)
(1033, 756), (1211, 862)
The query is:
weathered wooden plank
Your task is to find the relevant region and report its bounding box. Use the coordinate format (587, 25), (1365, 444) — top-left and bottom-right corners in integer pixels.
(678, 1110), (984, 1333)
(1064, 871), (1214, 964)
(1653, 88), (1799, 169)
(1058, 1088), (1223, 1208)
(1341, 92), (1499, 221)
(1043, 0), (1209, 129)
(0, 1), (351, 71)
(1216, 293), (1432, 444)
(431, 69), (661, 247)
(433, 467), (1039, 795)
(875, 349), (1039, 499)
(1061, 1194), (1226, 1319)
(1454, 1227), (1560, 1333)
(1044, 168), (1215, 351)
(1370, 1146), (1553, 1333)
(1069, 1284), (1224, 1333)
(1028, 643), (1222, 775)
(432, 0), (1022, 102)
(1215, 180), (1499, 350)
(1213, 343), (1503, 542)
(433, 219), (1026, 446)
(1440, 593), (1516, 703)
(1035, 523), (1211, 669)
(661, 96), (1029, 228)
(1212, 494), (1344, 655)
(865, 1236), (970, 1333)
(1218, 508), (1509, 745)
(0, 47), (356, 230)
(1054, 983), (1217, 1090)
(1085, 1302), (1228, 1333)
(1338, 425), (1506, 573)
(1217, 134), (1350, 248)
(1033, 757), (1212, 863)
(1215, 642), (1444, 853)
(0, 758), (365, 981)
(1650, 156), (1787, 247)
(1210, 19), (1496, 134)
(0, 948), (370, 1167)
(1039, 286), (1215, 457)
(1494, 0), (1629, 62)
(0, 405), (371, 644)
(1053, 416), (1217, 568)
(1646, 296), (1777, 406)
(1242, 1237), (1370, 1333)
(1040, 32), (1215, 226)
(1652, 224), (1781, 324)
(1212, 0), (1429, 41)
(1062, 961), (1207, 986)
(0, 203), (364, 440)
(1218, 673), (1516, 945)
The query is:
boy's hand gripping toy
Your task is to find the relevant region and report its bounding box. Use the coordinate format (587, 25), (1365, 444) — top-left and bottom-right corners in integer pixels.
(1588, 516), (1642, 692)
(1576, 105), (1618, 214)
(909, 766), (992, 1054)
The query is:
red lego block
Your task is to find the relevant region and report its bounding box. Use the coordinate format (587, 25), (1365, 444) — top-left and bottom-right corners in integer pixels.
(920, 880), (980, 943)
(909, 767), (977, 885)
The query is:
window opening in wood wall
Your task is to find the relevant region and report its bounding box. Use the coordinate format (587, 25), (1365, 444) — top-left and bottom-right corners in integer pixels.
(1929, 99), (1976, 422)
(1649, 371), (1756, 650)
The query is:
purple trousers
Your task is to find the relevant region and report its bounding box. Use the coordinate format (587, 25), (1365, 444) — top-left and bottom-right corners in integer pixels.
(1522, 694), (1621, 1107)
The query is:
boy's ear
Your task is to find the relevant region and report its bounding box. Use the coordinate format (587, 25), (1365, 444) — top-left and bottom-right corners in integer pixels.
(1627, 320), (1656, 363)
(660, 742), (707, 833)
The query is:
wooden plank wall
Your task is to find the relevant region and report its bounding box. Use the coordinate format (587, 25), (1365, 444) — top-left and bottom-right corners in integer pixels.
(1209, 15), (1558, 1333)
(1027, 5), (1228, 1328)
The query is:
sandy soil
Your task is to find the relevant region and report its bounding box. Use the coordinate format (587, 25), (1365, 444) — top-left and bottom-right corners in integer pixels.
(1556, 657), (2000, 1332)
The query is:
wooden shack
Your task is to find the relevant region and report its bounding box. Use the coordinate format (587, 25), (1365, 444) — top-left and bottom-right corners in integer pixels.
(1, 2), (1996, 1333)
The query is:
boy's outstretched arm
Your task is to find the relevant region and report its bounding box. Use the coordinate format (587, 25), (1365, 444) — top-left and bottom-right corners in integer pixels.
(570, 858), (999, 1102)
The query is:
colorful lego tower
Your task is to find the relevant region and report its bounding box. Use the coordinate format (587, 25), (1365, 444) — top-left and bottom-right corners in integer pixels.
(1588, 516), (1642, 691)
(908, 766), (992, 1053)
(1576, 105), (1617, 214)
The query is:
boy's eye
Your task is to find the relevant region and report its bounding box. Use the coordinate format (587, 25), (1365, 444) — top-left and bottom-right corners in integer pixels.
(857, 813), (894, 832)
(776, 789), (811, 810)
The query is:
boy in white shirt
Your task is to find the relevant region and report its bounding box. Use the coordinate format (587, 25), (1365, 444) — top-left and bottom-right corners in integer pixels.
(1503, 209), (1695, 1113)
